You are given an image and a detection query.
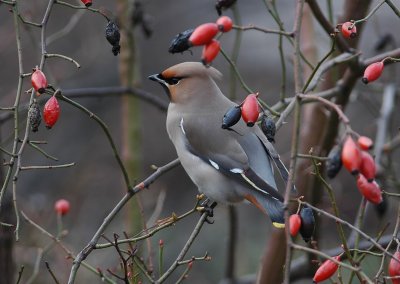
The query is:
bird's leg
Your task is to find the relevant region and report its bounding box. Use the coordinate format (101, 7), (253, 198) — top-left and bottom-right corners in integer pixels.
(196, 198), (217, 224)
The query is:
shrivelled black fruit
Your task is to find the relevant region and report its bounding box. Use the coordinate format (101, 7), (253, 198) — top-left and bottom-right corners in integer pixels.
(375, 193), (387, 218)
(326, 145), (343, 179)
(105, 21), (121, 56)
(28, 99), (41, 132)
(168, 29), (194, 54)
(260, 115), (276, 143)
(222, 105), (241, 129)
(299, 206), (315, 243)
(215, 0), (237, 15)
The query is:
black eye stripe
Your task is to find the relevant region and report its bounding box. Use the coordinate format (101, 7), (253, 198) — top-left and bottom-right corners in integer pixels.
(165, 77), (183, 85)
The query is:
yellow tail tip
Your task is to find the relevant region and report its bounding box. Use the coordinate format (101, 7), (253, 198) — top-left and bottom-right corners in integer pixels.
(272, 222), (285, 229)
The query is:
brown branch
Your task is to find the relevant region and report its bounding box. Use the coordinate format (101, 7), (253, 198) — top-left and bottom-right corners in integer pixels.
(305, 0), (351, 52)
(62, 87), (168, 112)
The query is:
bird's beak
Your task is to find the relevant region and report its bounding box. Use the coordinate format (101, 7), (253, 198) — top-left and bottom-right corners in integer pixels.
(148, 73), (165, 84)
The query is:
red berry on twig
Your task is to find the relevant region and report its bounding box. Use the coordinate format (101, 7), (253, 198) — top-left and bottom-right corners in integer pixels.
(341, 22), (357, 39)
(201, 39), (220, 66)
(31, 68), (48, 94)
(55, 199), (70, 215)
(356, 174), (382, 204)
(216, 16), (233, 32)
(80, 0), (92, 7)
(362, 61), (384, 84)
(341, 136), (361, 175)
(241, 94), (259, 127)
(289, 214), (301, 237)
(357, 136), (374, 150)
(359, 151), (376, 182)
(389, 251), (400, 284)
(43, 96), (60, 129)
(313, 255), (341, 283)
(189, 23), (219, 46)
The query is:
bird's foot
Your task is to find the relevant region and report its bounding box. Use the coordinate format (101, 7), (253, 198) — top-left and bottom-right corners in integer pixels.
(196, 199), (217, 224)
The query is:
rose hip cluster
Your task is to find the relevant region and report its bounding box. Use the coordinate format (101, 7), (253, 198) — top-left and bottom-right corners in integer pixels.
(168, 16), (234, 65)
(221, 93), (276, 142)
(327, 135), (383, 205)
(30, 68), (61, 131)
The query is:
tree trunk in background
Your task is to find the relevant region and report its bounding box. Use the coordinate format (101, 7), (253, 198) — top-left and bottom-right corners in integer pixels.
(116, 0), (143, 246)
(258, 1), (372, 282)
(0, 166), (14, 283)
(0, 199), (14, 284)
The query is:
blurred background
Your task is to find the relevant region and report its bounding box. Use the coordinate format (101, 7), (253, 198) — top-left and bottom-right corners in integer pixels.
(0, 0), (399, 283)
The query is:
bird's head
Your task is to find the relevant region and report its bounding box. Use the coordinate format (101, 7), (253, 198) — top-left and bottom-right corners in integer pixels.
(149, 62), (222, 104)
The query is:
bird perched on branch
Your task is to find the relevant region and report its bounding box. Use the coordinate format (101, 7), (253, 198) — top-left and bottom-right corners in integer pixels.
(149, 62), (292, 228)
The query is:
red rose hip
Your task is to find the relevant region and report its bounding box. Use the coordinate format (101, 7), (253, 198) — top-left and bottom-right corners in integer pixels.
(81, 0), (92, 7)
(216, 16), (233, 32)
(289, 214), (302, 237)
(241, 94), (259, 127)
(389, 251), (400, 284)
(201, 39), (220, 65)
(341, 21), (357, 39)
(189, 23), (219, 46)
(31, 68), (48, 94)
(43, 96), (60, 129)
(357, 136), (373, 150)
(313, 255), (341, 283)
(341, 136), (361, 175)
(55, 199), (70, 215)
(362, 61), (384, 84)
(356, 174), (382, 204)
(359, 151), (376, 182)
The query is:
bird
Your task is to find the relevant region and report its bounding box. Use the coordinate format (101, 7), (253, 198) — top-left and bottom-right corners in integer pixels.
(149, 62), (292, 228)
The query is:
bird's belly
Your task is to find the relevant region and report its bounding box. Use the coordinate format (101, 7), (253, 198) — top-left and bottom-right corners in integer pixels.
(178, 150), (244, 204)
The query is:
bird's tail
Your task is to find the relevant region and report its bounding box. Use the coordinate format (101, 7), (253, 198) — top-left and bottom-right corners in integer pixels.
(245, 191), (285, 228)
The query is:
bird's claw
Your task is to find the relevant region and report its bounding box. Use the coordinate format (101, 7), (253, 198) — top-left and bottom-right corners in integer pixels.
(197, 199), (217, 224)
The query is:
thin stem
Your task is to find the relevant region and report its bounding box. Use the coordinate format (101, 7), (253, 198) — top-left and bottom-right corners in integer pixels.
(385, 0), (400, 17)
(45, 262), (60, 284)
(59, 93), (131, 188)
(19, 162), (75, 170)
(302, 39), (336, 93)
(54, 0), (110, 21)
(67, 159), (180, 284)
(233, 24), (294, 36)
(353, 0), (386, 25)
(157, 203), (216, 283)
(45, 53), (81, 68)
(28, 142), (59, 161)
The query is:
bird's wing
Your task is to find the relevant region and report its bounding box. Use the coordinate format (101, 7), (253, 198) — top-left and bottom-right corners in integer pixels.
(254, 127), (296, 193)
(180, 114), (285, 226)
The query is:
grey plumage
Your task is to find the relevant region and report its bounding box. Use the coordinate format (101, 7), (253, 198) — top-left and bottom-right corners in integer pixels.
(149, 62), (293, 228)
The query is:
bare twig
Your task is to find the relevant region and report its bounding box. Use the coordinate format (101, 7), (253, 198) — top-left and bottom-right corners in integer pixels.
(67, 158), (180, 284)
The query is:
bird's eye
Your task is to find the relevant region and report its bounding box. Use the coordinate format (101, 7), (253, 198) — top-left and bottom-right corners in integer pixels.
(165, 77), (182, 85)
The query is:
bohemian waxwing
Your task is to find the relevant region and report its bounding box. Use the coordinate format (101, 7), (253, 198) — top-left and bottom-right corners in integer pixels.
(149, 62), (292, 228)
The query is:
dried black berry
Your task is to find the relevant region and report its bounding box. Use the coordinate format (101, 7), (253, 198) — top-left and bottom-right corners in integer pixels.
(215, 0), (237, 15)
(105, 21), (121, 56)
(326, 145), (343, 179)
(222, 105), (241, 129)
(28, 99), (41, 132)
(168, 29), (194, 54)
(299, 206), (315, 243)
(375, 193), (387, 218)
(260, 115), (276, 143)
